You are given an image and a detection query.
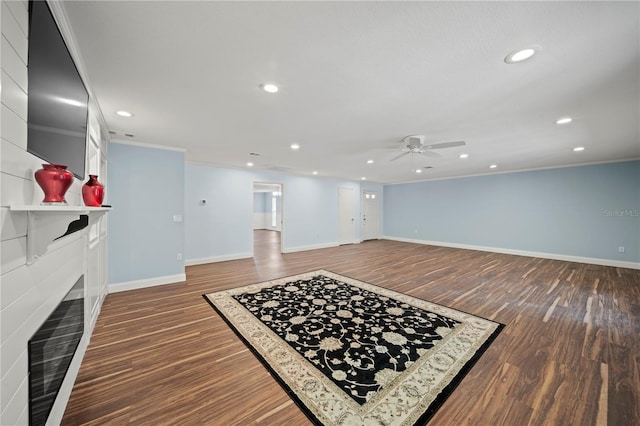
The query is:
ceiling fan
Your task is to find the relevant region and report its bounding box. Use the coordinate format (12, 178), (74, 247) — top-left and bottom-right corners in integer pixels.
(389, 135), (466, 162)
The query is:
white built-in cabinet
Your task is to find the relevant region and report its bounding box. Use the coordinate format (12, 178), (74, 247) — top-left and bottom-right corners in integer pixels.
(85, 110), (109, 329)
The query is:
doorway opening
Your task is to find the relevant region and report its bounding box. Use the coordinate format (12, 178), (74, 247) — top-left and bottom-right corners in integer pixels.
(252, 182), (283, 260)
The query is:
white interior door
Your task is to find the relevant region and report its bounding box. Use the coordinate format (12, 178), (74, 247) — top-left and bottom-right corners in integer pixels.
(338, 187), (356, 245)
(362, 190), (379, 241)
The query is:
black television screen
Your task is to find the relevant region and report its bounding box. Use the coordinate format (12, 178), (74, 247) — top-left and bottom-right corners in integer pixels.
(27, 0), (89, 180)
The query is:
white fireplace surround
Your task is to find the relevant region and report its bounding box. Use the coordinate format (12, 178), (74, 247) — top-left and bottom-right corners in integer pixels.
(1, 1), (111, 424)
(1, 207), (110, 425)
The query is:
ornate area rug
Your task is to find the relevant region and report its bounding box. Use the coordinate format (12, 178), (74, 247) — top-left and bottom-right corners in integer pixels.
(204, 270), (503, 425)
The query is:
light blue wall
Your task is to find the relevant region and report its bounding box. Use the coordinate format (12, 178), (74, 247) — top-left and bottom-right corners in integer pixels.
(283, 176), (360, 249)
(107, 143), (185, 283)
(259, 191), (281, 219)
(185, 166), (252, 259)
(253, 192), (267, 213)
(185, 164), (375, 260)
(383, 161), (640, 263)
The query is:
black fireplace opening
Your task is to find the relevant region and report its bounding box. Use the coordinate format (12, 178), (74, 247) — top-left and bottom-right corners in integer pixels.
(28, 276), (84, 426)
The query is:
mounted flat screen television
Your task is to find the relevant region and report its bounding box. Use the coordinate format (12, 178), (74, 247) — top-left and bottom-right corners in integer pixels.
(27, 0), (89, 180)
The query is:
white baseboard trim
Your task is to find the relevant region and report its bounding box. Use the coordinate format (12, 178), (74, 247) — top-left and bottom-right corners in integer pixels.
(382, 236), (640, 270)
(185, 253), (252, 266)
(282, 242), (339, 254)
(109, 273), (187, 293)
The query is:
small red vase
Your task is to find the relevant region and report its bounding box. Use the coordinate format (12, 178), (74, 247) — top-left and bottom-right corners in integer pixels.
(82, 175), (104, 207)
(34, 164), (74, 205)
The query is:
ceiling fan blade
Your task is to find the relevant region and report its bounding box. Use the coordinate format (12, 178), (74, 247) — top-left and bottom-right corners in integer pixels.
(425, 141), (466, 150)
(390, 151), (410, 162)
(418, 150), (441, 158)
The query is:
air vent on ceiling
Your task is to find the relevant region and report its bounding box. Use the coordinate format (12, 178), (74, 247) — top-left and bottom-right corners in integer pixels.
(109, 130), (136, 139)
(265, 164), (293, 173)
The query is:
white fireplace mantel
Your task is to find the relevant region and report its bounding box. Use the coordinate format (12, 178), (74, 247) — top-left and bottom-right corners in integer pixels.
(9, 205), (111, 264)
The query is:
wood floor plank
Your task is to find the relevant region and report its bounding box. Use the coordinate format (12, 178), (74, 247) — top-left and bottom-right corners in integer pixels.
(62, 230), (640, 425)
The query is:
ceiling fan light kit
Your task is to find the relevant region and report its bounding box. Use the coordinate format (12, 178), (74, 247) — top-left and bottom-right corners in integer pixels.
(389, 135), (466, 162)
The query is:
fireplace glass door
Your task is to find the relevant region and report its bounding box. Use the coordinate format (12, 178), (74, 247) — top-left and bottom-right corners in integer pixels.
(28, 276), (84, 426)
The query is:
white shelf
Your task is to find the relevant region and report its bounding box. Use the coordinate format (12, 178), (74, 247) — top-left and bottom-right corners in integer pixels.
(9, 205), (111, 213)
(9, 205), (111, 264)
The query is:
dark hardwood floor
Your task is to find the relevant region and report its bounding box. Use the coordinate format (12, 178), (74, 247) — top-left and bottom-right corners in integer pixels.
(62, 230), (640, 425)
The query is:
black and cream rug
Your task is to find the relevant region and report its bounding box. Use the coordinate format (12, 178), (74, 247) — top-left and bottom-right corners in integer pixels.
(204, 270), (503, 425)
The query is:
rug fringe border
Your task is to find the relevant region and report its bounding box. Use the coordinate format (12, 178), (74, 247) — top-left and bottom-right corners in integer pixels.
(413, 321), (505, 425)
(202, 270), (506, 426)
(202, 293), (325, 425)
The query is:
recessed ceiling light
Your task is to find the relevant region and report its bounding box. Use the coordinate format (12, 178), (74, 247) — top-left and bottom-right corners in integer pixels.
(459, 153), (469, 159)
(246, 162), (254, 167)
(312, 171), (318, 175)
(116, 110), (133, 117)
(504, 47), (536, 64)
(290, 143), (300, 150)
(262, 83), (279, 93)
(573, 146), (585, 152)
(556, 117), (573, 125)
(489, 164), (498, 169)
(361, 177), (366, 181)
(415, 169), (422, 174)
(366, 159), (374, 164)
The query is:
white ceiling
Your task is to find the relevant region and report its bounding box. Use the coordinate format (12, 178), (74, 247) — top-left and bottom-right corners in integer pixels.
(61, 1), (639, 184)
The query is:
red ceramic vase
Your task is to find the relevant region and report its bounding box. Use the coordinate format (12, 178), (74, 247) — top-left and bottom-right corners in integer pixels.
(82, 175), (104, 207)
(34, 164), (74, 204)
